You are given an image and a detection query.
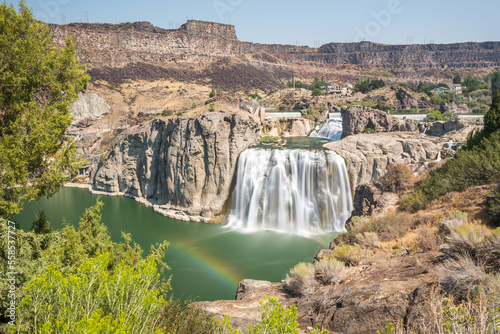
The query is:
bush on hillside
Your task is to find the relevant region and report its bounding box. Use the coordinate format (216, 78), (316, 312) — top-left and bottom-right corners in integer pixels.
(399, 130), (500, 212)
(332, 244), (363, 266)
(377, 163), (415, 194)
(315, 258), (351, 285)
(338, 212), (414, 245)
(284, 262), (318, 296)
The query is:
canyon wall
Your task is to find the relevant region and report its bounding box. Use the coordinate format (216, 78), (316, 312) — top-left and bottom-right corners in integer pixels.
(49, 21), (500, 71)
(91, 111), (261, 221)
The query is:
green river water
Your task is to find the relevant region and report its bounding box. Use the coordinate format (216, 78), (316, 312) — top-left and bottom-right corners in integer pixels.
(15, 187), (336, 301)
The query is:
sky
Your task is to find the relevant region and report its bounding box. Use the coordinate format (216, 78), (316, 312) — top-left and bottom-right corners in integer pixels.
(6, 0), (500, 46)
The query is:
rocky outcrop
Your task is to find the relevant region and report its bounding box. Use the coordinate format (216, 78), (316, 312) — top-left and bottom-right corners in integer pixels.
(365, 85), (436, 110)
(197, 253), (439, 334)
(440, 101), (472, 114)
(91, 111), (261, 222)
(341, 106), (419, 138)
(262, 117), (315, 137)
(352, 183), (399, 217)
(70, 92), (110, 124)
(325, 132), (441, 189)
(420, 116), (483, 138)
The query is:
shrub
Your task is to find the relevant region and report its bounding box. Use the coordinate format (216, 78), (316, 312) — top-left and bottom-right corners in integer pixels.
(176, 111), (184, 116)
(363, 127), (375, 134)
(248, 93), (262, 100)
(378, 163), (414, 193)
(338, 212), (414, 245)
(416, 227), (443, 252)
(15, 253), (167, 333)
(437, 255), (487, 301)
(354, 232), (380, 249)
(401, 284), (500, 333)
(261, 136), (279, 144)
(451, 222), (491, 245)
(332, 244), (363, 266)
(315, 258), (350, 285)
(284, 262), (318, 296)
(438, 211), (469, 235)
(400, 130), (500, 211)
(209, 104), (215, 112)
(248, 296), (299, 334)
(160, 298), (219, 334)
(489, 183), (500, 226)
(205, 99), (213, 105)
(161, 109), (172, 117)
(312, 88), (322, 96)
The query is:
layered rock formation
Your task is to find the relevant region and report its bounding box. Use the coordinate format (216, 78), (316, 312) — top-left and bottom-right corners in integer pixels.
(325, 132), (441, 189)
(317, 41), (500, 69)
(49, 21), (500, 77)
(91, 111), (261, 221)
(341, 106), (419, 138)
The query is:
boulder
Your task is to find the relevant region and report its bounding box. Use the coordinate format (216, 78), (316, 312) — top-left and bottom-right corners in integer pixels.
(341, 105), (418, 138)
(70, 92), (110, 124)
(352, 183), (399, 217)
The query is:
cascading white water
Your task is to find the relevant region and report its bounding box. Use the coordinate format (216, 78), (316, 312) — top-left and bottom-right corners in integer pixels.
(310, 120), (343, 141)
(227, 148), (352, 235)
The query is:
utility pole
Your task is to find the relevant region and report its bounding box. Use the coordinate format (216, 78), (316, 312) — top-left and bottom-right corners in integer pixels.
(60, 14), (66, 25)
(84, 11), (88, 23)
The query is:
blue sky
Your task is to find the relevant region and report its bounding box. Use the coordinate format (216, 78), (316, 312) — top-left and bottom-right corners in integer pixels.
(6, 0), (500, 46)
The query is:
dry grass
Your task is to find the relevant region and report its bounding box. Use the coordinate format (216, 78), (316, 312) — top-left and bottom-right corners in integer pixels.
(339, 211), (415, 245)
(405, 284), (499, 334)
(437, 255), (487, 301)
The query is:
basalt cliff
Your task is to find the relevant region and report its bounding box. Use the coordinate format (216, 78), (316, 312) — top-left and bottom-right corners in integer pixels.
(50, 20), (500, 89)
(91, 111), (260, 222)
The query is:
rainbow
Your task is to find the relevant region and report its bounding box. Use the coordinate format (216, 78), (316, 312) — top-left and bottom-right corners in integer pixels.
(168, 238), (242, 289)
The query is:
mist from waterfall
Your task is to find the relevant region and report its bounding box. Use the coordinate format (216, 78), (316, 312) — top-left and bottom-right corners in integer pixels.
(227, 148), (352, 235)
(310, 119), (343, 141)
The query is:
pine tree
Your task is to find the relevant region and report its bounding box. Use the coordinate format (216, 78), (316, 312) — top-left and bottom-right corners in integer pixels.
(485, 90), (500, 135)
(0, 1), (89, 218)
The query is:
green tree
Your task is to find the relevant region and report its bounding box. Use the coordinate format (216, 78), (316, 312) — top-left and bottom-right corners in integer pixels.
(490, 72), (500, 98)
(484, 92), (500, 135)
(0, 1), (89, 219)
(312, 88), (322, 96)
(15, 253), (167, 333)
(31, 210), (52, 234)
(453, 75), (462, 85)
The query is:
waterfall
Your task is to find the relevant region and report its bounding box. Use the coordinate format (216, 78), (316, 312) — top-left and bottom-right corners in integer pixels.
(227, 148), (352, 235)
(310, 119), (343, 141)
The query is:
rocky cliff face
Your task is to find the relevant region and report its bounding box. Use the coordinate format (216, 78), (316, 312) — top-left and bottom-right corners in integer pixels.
(91, 111), (261, 221)
(317, 41), (500, 69)
(50, 21), (500, 73)
(341, 106), (419, 138)
(325, 132), (441, 189)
